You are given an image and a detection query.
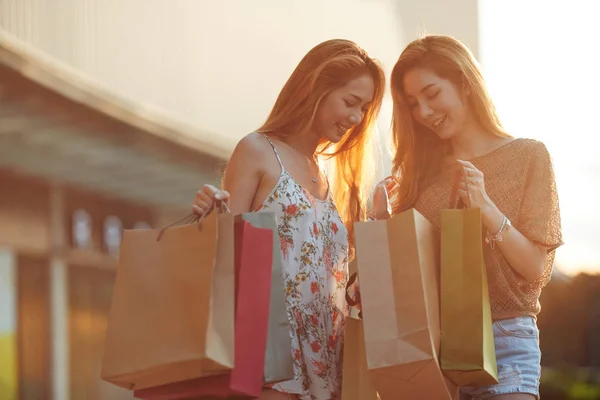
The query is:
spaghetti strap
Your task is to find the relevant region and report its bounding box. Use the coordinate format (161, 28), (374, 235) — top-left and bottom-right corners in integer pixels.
(258, 132), (284, 169)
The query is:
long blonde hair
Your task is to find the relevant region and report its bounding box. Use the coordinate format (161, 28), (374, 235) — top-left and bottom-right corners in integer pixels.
(390, 35), (511, 213)
(258, 39), (385, 251)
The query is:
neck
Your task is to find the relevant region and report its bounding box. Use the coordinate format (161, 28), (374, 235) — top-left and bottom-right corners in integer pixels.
(449, 121), (498, 160)
(284, 129), (321, 158)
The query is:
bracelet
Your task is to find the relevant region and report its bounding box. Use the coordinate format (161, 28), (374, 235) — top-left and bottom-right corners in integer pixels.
(485, 215), (511, 249)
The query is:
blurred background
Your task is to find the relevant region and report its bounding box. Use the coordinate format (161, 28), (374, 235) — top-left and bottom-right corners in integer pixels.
(0, 0), (598, 399)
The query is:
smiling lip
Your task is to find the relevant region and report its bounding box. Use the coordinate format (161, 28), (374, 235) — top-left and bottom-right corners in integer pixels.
(336, 123), (351, 134)
(432, 115), (447, 129)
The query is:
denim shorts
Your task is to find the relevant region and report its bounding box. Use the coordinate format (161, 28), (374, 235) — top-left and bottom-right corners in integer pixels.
(460, 316), (541, 400)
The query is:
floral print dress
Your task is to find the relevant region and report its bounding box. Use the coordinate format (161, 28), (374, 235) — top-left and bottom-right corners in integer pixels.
(257, 134), (349, 400)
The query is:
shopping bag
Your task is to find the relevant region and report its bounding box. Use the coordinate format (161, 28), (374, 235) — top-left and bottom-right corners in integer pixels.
(240, 212), (293, 384)
(354, 209), (458, 399)
(440, 172), (498, 386)
(101, 209), (235, 390)
(133, 218), (274, 399)
(341, 259), (380, 400)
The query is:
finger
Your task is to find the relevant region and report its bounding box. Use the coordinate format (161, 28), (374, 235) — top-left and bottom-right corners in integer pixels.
(463, 169), (482, 182)
(192, 205), (207, 215)
(460, 166), (470, 178)
(375, 183), (387, 193)
(202, 184), (224, 200)
(378, 175), (395, 186)
(461, 164), (483, 178)
(195, 191), (214, 209)
(194, 199), (211, 211)
(377, 180), (392, 190)
(457, 188), (471, 207)
(457, 159), (476, 169)
(385, 179), (398, 191)
(467, 168), (482, 177)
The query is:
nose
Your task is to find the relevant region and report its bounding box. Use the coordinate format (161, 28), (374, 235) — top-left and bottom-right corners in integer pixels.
(349, 113), (361, 125)
(418, 102), (434, 120)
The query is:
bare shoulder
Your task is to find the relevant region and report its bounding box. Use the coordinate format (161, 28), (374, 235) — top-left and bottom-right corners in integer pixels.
(228, 132), (280, 176)
(232, 132), (273, 158)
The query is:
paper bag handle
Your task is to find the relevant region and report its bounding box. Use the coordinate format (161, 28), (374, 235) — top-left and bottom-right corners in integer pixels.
(156, 201), (231, 241)
(448, 169), (471, 209)
(345, 273), (363, 319)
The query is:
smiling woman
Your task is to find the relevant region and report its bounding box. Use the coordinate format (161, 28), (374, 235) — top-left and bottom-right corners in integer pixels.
(192, 38), (386, 400)
(385, 35), (563, 400)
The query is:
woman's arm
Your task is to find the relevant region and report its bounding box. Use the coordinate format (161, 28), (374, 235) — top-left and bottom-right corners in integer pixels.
(481, 201), (547, 282)
(221, 134), (265, 214)
(457, 159), (548, 282)
(193, 134), (265, 216)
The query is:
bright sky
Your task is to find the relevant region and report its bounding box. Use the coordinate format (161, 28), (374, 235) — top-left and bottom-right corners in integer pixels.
(478, 1), (600, 275)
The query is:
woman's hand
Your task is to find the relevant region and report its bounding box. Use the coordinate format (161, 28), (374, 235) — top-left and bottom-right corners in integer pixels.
(192, 184), (230, 216)
(456, 160), (504, 232)
(456, 160), (493, 211)
(369, 176), (397, 220)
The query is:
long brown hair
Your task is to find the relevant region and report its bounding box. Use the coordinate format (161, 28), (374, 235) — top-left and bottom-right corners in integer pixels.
(257, 39), (385, 251)
(390, 35), (511, 214)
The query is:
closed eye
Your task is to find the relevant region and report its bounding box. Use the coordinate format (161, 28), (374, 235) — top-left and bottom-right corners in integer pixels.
(427, 90), (440, 100)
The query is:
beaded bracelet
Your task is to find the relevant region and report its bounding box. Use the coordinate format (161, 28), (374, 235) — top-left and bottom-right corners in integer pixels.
(485, 215), (512, 249)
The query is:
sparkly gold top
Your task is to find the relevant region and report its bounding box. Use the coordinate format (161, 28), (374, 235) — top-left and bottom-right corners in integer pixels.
(414, 138), (563, 319)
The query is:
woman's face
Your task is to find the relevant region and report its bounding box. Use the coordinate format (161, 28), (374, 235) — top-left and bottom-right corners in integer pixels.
(313, 74), (375, 143)
(402, 67), (471, 140)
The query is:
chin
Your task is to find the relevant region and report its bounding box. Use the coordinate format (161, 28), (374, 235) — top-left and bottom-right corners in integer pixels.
(434, 127), (457, 141)
(323, 130), (344, 143)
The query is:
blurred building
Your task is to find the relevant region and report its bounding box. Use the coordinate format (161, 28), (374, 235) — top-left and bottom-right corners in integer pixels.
(0, 35), (224, 400)
(0, 1), (479, 399)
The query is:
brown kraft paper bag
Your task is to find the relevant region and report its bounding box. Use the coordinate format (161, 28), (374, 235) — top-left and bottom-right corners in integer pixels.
(354, 209), (458, 399)
(341, 259), (380, 400)
(101, 210), (235, 390)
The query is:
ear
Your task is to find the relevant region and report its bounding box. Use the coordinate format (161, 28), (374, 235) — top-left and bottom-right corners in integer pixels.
(461, 77), (471, 96)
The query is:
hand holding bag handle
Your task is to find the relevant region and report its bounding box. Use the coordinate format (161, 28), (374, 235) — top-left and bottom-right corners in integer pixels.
(157, 201), (231, 241)
(345, 273), (363, 320)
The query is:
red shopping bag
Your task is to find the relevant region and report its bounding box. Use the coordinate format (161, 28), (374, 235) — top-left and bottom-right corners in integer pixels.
(134, 218), (274, 399)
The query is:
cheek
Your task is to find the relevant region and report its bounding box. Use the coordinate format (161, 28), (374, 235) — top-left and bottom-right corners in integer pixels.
(440, 92), (464, 114)
(314, 102), (331, 128)
(411, 107), (422, 123)
(323, 100), (348, 125)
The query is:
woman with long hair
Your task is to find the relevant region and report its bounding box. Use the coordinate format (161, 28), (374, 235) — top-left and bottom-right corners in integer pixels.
(378, 35), (563, 400)
(193, 39), (386, 399)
